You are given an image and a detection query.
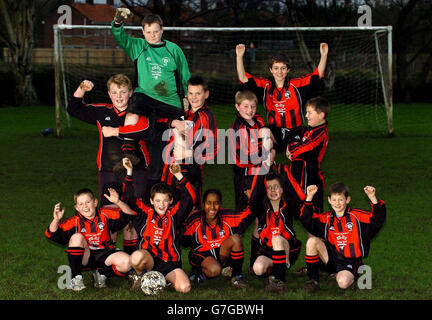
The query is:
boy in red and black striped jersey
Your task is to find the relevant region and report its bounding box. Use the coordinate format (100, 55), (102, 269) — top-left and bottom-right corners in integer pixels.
(300, 183), (386, 292)
(158, 76), (217, 209)
(229, 90), (273, 212)
(181, 189), (256, 288)
(236, 43), (328, 154)
(249, 171), (305, 292)
(120, 159), (196, 293)
(67, 75), (150, 207)
(286, 96), (330, 213)
(68, 75), (150, 254)
(45, 188), (136, 291)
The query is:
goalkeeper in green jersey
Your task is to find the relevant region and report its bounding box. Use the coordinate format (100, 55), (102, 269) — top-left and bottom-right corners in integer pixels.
(111, 9), (191, 199)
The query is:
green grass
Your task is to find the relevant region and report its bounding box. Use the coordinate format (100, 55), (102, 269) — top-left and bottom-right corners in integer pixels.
(0, 103), (431, 300)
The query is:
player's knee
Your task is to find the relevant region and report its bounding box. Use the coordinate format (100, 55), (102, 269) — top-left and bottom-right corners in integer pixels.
(230, 234), (242, 247)
(252, 262), (266, 276)
(306, 236), (322, 253)
(205, 263), (221, 278)
(69, 233), (86, 246)
(337, 275), (354, 289)
(117, 256), (132, 272)
(176, 280), (191, 293)
(130, 250), (145, 267)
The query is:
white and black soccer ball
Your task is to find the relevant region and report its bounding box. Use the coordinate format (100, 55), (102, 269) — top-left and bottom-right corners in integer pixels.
(141, 271), (166, 295)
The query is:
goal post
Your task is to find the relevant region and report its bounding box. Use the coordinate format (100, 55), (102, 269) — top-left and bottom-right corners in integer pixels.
(53, 24), (393, 136)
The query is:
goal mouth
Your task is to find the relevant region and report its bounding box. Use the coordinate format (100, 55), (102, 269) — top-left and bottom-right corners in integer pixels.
(54, 25), (393, 137)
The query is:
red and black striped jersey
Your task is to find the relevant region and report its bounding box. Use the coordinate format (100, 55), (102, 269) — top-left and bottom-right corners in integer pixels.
(299, 200), (386, 258)
(288, 121), (328, 189)
(229, 113), (266, 174)
(67, 97), (150, 171)
(123, 175), (196, 262)
(160, 105), (218, 184)
(45, 207), (133, 249)
(242, 69), (321, 129)
(181, 205), (255, 253)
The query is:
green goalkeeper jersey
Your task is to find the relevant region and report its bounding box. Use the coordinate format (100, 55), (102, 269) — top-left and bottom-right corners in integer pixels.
(111, 21), (190, 109)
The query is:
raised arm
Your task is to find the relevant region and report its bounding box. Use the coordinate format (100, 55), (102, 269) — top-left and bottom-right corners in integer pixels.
(317, 43), (328, 78)
(48, 202), (65, 233)
(236, 44), (249, 83)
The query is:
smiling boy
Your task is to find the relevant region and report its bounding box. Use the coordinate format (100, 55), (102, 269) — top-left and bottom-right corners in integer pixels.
(286, 96), (330, 213)
(45, 189), (134, 291)
(159, 76), (217, 208)
(236, 43), (328, 154)
(111, 11), (190, 190)
(299, 183), (386, 292)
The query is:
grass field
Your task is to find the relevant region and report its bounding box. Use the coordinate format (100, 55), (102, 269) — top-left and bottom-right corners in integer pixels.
(0, 102), (431, 301)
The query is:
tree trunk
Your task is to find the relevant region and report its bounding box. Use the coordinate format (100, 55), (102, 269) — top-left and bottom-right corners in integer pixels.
(0, 0), (37, 105)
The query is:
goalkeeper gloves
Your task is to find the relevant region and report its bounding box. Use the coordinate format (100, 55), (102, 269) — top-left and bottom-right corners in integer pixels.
(114, 8), (132, 25)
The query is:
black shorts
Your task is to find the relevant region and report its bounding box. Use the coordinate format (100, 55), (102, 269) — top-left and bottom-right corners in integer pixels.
(99, 169), (148, 207)
(86, 248), (122, 269)
(269, 125), (304, 154)
(188, 248), (223, 269)
(128, 92), (184, 119)
(320, 242), (363, 275)
(258, 237), (302, 267)
(147, 250), (182, 276)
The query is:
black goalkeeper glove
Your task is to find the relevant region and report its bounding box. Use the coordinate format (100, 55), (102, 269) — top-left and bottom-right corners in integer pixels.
(114, 8), (132, 25)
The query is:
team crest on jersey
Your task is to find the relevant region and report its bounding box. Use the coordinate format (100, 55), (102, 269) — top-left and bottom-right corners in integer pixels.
(219, 230), (225, 237)
(81, 228), (86, 233)
(162, 57), (170, 66)
(346, 222), (353, 231)
(98, 222), (105, 231)
(285, 92), (291, 99)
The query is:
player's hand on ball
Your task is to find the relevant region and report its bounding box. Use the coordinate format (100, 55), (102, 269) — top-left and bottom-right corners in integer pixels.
(114, 8), (132, 24)
(79, 80), (94, 92)
(306, 185), (318, 197)
(320, 43), (328, 56)
(236, 44), (246, 57)
(53, 202), (65, 221)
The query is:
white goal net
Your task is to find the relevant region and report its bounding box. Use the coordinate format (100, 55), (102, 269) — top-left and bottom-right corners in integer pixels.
(54, 25), (393, 136)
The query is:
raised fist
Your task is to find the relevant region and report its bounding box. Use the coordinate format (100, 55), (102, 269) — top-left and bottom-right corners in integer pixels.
(114, 8), (132, 24)
(236, 44), (246, 57)
(79, 80), (94, 92)
(306, 185), (318, 197)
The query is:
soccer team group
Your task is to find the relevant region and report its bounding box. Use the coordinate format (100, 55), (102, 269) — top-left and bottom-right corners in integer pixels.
(45, 9), (387, 294)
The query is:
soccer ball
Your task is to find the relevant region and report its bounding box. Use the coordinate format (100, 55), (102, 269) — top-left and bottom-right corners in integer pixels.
(141, 271), (166, 295)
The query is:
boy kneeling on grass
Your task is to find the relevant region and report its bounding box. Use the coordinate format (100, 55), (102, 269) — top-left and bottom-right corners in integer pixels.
(299, 182), (386, 292)
(118, 158), (196, 293)
(45, 188), (136, 291)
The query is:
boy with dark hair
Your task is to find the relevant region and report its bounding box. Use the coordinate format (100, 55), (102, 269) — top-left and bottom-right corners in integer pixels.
(248, 171), (304, 292)
(45, 188), (135, 291)
(111, 10), (191, 189)
(181, 188), (255, 288)
(300, 183), (386, 292)
(286, 96), (330, 213)
(236, 43), (328, 154)
(118, 159), (196, 293)
(159, 75), (217, 208)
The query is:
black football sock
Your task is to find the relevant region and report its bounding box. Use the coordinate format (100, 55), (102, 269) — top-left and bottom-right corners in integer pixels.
(271, 249), (286, 282)
(122, 239), (137, 255)
(230, 250), (245, 277)
(66, 247), (84, 278)
(305, 254), (320, 282)
(100, 265), (127, 278)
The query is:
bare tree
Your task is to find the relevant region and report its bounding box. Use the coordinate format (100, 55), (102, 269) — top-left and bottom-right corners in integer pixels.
(0, 0), (36, 105)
